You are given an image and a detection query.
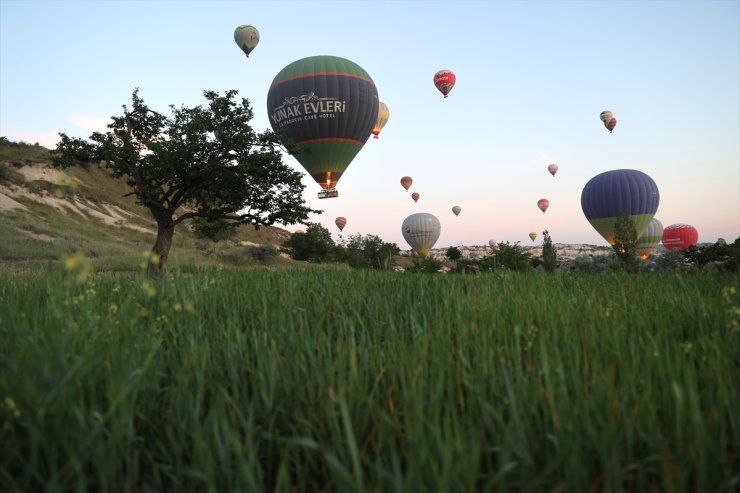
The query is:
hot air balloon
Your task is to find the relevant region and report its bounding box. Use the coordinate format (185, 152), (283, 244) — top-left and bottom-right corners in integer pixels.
(402, 213), (441, 257)
(605, 117), (617, 133)
(581, 169), (660, 245)
(529, 232), (538, 242)
(548, 163), (558, 177)
(635, 218), (664, 260)
(335, 217), (347, 232)
(662, 224), (698, 251)
(599, 110), (613, 123)
(372, 102), (389, 139)
(411, 192), (420, 203)
(234, 25), (260, 57)
(400, 176), (413, 191)
(433, 70), (456, 98)
(452, 205), (461, 216)
(537, 199), (550, 213)
(266, 56), (379, 198)
(488, 239), (497, 248)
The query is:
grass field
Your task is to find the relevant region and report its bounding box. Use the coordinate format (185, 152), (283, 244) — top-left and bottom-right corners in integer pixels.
(1, 266), (738, 492)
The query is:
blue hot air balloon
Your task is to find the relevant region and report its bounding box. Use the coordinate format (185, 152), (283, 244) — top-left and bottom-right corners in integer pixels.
(581, 169), (660, 244)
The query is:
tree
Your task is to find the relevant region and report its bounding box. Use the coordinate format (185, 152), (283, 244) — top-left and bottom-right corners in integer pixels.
(283, 223), (335, 263)
(480, 241), (532, 272)
(612, 211), (639, 268)
(51, 89), (318, 276)
(190, 217), (237, 243)
(445, 246), (462, 262)
(337, 234), (400, 270)
(541, 230), (558, 272)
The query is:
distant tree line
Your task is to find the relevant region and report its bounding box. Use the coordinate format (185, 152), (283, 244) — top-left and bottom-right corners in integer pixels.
(282, 222), (739, 274)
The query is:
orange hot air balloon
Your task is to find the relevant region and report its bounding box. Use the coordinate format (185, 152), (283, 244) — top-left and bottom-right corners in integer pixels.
(537, 199), (550, 213)
(548, 163), (558, 176)
(400, 176), (413, 191)
(335, 217), (347, 232)
(433, 70), (456, 98)
(529, 231), (538, 242)
(411, 192), (420, 203)
(605, 117), (617, 133)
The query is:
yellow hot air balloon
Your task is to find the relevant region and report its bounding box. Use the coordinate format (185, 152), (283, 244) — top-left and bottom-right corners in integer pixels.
(372, 102), (389, 139)
(529, 231), (537, 242)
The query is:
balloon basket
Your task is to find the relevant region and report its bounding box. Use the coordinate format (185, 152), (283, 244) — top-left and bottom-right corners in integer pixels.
(318, 189), (339, 199)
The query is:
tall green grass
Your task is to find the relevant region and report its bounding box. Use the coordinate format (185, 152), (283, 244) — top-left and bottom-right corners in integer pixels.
(1, 268), (738, 492)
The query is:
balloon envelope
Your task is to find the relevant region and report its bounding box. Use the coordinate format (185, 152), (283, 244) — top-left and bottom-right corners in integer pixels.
(662, 224), (699, 251)
(488, 239), (497, 248)
(605, 117), (617, 133)
(335, 216), (347, 232)
(537, 199), (550, 213)
(234, 25), (259, 57)
(581, 169), (660, 245)
(411, 192), (420, 203)
(433, 70), (456, 98)
(402, 213), (441, 257)
(400, 176), (413, 191)
(600, 110), (613, 123)
(372, 102), (389, 139)
(548, 163), (558, 176)
(529, 232), (537, 242)
(452, 205), (461, 216)
(635, 218), (664, 259)
(266, 55), (379, 190)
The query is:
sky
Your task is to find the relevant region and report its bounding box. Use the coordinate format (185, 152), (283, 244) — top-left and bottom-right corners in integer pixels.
(1, 0), (738, 248)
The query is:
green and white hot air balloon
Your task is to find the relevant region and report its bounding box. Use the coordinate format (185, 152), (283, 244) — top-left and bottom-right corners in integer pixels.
(234, 25), (259, 57)
(635, 218), (664, 259)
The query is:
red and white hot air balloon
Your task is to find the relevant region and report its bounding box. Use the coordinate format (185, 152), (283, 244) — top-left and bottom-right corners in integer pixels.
(433, 70), (456, 98)
(662, 223), (698, 251)
(411, 192), (420, 203)
(548, 163), (558, 176)
(335, 216), (347, 232)
(537, 199), (550, 213)
(400, 176), (413, 191)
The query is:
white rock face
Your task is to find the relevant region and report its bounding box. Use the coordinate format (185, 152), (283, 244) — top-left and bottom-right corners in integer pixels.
(417, 243), (616, 262)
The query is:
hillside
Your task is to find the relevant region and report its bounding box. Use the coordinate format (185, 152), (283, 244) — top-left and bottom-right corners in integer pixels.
(0, 141), (296, 272)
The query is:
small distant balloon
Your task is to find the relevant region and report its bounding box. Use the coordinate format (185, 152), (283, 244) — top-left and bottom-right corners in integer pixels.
(452, 205), (461, 216)
(234, 25), (260, 57)
(548, 163), (558, 176)
(335, 217), (347, 232)
(488, 239), (497, 248)
(605, 117), (617, 133)
(599, 110), (613, 123)
(372, 102), (389, 139)
(529, 232), (538, 242)
(411, 192), (420, 203)
(400, 176), (413, 191)
(537, 199), (550, 213)
(433, 70), (456, 98)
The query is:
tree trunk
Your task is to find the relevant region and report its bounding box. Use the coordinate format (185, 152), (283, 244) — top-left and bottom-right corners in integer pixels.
(148, 222), (175, 277)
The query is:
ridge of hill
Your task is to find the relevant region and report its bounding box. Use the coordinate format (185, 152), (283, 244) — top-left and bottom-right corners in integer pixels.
(0, 141), (296, 271)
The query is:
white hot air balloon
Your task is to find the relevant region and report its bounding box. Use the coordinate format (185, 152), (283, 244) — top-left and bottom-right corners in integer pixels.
(402, 213), (441, 257)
